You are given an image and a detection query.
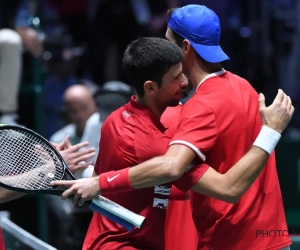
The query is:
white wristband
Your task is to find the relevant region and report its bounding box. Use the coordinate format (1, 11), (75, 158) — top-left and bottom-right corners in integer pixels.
(253, 126), (281, 154)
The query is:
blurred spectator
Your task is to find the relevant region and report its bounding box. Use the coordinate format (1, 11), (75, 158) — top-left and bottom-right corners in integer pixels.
(0, 0), (38, 125)
(47, 84), (98, 250)
(0, 29), (22, 125)
(50, 84), (97, 147)
(41, 59), (78, 139)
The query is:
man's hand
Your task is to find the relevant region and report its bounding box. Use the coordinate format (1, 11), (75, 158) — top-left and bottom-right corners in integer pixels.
(16, 27), (43, 57)
(259, 89), (295, 134)
(51, 177), (100, 206)
(51, 135), (70, 151)
(52, 136), (96, 173)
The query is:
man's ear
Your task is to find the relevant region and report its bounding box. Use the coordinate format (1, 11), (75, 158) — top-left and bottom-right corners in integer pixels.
(182, 39), (191, 56)
(144, 80), (158, 95)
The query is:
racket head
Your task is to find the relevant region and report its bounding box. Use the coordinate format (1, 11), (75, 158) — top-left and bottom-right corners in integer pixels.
(0, 124), (76, 196)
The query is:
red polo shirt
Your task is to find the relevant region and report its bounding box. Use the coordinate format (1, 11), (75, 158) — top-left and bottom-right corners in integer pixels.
(83, 97), (208, 250)
(170, 69), (291, 250)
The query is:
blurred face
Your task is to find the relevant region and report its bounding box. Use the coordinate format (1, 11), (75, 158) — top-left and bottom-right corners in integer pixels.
(155, 62), (188, 108)
(64, 97), (96, 133)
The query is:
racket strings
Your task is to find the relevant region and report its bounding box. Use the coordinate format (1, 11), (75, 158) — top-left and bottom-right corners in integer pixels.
(0, 129), (64, 190)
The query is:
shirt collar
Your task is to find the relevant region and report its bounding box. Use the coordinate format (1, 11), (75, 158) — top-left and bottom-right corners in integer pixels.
(126, 96), (167, 132)
(195, 68), (226, 91)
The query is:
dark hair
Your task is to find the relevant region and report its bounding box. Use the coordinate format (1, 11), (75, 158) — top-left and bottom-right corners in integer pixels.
(167, 8), (185, 46)
(122, 37), (184, 97)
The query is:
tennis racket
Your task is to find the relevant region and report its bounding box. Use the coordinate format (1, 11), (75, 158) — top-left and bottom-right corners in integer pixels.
(0, 124), (145, 231)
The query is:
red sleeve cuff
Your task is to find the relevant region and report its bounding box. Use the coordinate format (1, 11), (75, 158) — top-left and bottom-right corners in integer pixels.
(169, 140), (206, 162)
(173, 163), (209, 193)
(99, 168), (133, 194)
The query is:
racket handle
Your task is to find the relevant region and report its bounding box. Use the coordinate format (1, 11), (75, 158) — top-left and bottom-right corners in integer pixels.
(88, 202), (134, 231)
(86, 196), (145, 232)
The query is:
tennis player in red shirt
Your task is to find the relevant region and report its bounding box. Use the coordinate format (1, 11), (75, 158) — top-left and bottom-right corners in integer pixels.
(71, 37), (208, 250)
(52, 36), (294, 250)
(162, 5), (292, 250)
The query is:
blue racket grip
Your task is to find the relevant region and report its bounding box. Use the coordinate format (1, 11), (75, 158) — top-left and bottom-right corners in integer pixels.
(88, 202), (134, 231)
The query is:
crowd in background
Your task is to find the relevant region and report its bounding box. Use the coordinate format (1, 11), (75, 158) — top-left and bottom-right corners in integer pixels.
(0, 0), (299, 249)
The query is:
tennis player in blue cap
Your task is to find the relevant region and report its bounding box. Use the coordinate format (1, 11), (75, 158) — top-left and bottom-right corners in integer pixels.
(164, 4), (291, 250)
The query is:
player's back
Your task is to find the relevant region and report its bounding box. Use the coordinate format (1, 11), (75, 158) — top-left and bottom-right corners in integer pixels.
(83, 98), (171, 250)
(190, 71), (290, 250)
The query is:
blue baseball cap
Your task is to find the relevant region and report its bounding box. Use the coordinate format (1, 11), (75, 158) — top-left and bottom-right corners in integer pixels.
(167, 4), (229, 63)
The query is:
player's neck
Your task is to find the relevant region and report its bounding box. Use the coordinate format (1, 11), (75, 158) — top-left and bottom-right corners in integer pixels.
(188, 61), (222, 88)
(135, 96), (164, 118)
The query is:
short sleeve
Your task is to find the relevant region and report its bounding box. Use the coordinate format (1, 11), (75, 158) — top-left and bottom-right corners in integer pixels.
(172, 163), (209, 193)
(170, 99), (217, 161)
